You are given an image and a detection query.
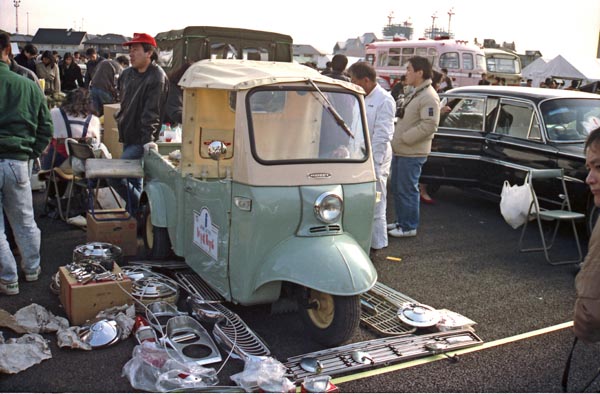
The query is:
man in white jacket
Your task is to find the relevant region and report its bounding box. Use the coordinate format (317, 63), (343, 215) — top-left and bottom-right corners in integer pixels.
(348, 62), (396, 251)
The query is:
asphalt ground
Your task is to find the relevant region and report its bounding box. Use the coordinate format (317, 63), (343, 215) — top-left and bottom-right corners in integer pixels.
(1, 185), (600, 392)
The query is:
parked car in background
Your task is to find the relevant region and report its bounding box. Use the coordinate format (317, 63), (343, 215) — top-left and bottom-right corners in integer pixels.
(420, 86), (600, 232)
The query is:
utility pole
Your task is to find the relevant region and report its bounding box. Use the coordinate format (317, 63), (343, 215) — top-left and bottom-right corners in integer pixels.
(430, 12), (437, 39)
(13, 0), (21, 34)
(26, 12), (29, 35)
(387, 11), (394, 26)
(448, 8), (455, 37)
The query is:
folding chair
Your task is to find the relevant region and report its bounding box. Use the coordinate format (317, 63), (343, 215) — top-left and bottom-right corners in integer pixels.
(518, 168), (585, 265)
(65, 138), (123, 217)
(39, 138), (74, 221)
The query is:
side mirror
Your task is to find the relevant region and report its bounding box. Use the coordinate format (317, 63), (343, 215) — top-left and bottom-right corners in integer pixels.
(207, 141), (227, 161)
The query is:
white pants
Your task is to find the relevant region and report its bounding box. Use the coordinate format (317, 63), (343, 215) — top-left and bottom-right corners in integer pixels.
(372, 156), (391, 249)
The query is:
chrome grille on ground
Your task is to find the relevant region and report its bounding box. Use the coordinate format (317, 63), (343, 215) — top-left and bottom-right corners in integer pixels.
(360, 282), (418, 336)
(284, 329), (483, 383)
(174, 270), (270, 359)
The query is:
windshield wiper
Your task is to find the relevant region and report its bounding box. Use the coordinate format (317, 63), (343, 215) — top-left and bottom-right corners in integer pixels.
(307, 79), (354, 139)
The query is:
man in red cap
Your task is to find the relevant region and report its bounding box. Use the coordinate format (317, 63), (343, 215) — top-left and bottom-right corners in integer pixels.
(112, 33), (168, 215)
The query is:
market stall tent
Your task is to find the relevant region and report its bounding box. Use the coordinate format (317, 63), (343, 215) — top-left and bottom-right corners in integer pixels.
(523, 55), (600, 88)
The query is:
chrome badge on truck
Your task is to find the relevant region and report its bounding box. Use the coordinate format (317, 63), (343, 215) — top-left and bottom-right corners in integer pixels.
(308, 173), (332, 179)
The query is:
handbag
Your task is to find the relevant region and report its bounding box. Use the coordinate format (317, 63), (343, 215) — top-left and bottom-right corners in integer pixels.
(499, 174), (535, 229)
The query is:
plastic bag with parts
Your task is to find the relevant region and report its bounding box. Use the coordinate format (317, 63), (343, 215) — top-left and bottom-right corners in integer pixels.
(122, 341), (218, 392)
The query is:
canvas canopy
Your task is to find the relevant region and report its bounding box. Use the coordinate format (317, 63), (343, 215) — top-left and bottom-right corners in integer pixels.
(522, 55), (600, 88)
(179, 59), (364, 93)
(154, 26), (293, 72)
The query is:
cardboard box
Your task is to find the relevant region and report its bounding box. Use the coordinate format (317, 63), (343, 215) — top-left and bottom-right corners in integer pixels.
(87, 209), (138, 256)
(59, 264), (133, 325)
(103, 104), (122, 158)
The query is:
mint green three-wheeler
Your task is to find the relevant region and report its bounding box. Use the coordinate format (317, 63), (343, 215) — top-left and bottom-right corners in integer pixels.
(141, 60), (378, 346)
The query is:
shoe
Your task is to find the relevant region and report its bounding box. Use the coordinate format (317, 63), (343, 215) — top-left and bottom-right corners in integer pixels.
(388, 228), (417, 238)
(387, 222), (399, 230)
(24, 266), (41, 282)
(0, 280), (19, 295)
(420, 195), (435, 204)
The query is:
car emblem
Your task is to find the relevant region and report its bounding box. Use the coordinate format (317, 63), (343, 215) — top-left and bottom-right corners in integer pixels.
(308, 172), (332, 179)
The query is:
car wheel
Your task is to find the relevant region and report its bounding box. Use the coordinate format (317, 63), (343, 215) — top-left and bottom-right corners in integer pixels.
(298, 288), (360, 347)
(141, 203), (171, 260)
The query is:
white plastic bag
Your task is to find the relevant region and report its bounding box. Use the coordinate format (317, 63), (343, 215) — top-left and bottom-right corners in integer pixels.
(500, 175), (535, 229)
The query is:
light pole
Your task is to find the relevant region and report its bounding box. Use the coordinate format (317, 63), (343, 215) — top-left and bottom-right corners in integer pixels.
(448, 8), (455, 37)
(26, 12), (29, 35)
(430, 12), (437, 39)
(13, 0), (21, 34)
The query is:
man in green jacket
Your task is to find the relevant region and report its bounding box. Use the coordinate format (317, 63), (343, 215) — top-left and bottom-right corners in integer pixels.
(0, 32), (53, 295)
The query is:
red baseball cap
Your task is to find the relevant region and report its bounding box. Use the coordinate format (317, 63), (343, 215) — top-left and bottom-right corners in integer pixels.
(123, 33), (157, 48)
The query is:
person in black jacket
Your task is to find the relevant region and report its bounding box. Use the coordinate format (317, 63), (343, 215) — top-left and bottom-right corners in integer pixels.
(162, 62), (191, 125)
(14, 43), (37, 73)
(59, 52), (84, 92)
(113, 33), (168, 215)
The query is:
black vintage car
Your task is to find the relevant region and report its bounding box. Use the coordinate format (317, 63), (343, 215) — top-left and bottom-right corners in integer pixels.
(420, 86), (600, 232)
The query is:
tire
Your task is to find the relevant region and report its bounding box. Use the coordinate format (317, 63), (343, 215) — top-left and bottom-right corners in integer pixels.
(298, 288), (360, 347)
(141, 203), (172, 260)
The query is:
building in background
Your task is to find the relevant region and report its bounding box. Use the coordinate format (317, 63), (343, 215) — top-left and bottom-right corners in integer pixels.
(9, 33), (33, 50)
(83, 34), (130, 58)
(31, 28), (87, 56)
(333, 33), (378, 58)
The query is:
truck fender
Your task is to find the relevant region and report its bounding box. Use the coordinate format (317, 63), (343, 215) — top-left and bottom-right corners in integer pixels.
(142, 181), (175, 228)
(253, 234), (377, 296)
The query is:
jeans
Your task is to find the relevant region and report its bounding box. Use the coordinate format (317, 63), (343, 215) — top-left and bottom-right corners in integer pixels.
(90, 87), (114, 117)
(0, 159), (41, 283)
(109, 144), (143, 215)
(390, 155), (427, 232)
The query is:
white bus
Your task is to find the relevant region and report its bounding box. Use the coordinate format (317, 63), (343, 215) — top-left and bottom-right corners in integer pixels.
(365, 38), (486, 89)
(483, 48), (522, 86)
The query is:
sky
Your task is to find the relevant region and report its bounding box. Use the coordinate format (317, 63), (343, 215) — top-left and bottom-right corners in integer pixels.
(1, 0), (599, 60)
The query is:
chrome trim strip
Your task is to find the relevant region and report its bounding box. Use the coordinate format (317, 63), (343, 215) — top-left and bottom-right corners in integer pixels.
(428, 152), (585, 183)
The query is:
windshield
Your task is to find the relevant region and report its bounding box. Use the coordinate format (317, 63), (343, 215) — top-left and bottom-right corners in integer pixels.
(541, 98), (600, 142)
(486, 56), (521, 73)
(247, 87), (368, 163)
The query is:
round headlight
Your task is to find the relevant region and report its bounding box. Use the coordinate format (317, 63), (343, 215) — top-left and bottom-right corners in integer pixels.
(314, 193), (343, 224)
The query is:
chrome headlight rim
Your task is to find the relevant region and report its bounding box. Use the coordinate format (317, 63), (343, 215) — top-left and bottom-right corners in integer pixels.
(314, 192), (343, 224)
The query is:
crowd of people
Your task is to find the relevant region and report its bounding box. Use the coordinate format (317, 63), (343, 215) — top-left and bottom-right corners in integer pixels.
(0, 31), (170, 296)
(1, 31), (599, 355)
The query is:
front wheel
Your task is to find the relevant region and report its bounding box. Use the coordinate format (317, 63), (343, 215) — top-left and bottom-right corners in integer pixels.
(298, 288), (360, 347)
(141, 203), (172, 260)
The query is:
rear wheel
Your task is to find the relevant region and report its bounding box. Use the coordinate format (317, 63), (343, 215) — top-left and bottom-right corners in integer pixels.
(298, 288), (360, 347)
(141, 203), (171, 260)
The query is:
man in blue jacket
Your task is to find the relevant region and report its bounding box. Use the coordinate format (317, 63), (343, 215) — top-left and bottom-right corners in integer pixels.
(0, 33), (53, 295)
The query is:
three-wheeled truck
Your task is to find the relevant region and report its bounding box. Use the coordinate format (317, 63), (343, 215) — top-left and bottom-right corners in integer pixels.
(140, 59), (378, 346)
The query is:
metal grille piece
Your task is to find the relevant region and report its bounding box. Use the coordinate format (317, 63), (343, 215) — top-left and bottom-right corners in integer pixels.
(285, 329), (483, 383)
(174, 270), (224, 301)
(360, 282), (418, 336)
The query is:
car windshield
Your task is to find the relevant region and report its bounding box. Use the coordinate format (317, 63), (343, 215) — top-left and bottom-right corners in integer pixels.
(541, 98), (600, 142)
(247, 87), (367, 163)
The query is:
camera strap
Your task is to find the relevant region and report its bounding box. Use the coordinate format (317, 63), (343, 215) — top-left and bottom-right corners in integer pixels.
(399, 82), (432, 116)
